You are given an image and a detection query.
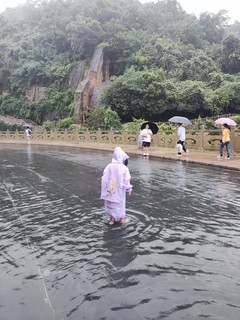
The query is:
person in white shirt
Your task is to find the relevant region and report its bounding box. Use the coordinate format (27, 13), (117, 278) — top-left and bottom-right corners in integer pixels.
(141, 124), (153, 156)
(25, 127), (31, 143)
(177, 123), (188, 155)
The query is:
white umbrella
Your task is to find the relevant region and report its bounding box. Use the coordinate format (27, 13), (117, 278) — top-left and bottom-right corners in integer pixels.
(23, 123), (33, 128)
(168, 116), (192, 125)
(215, 118), (237, 126)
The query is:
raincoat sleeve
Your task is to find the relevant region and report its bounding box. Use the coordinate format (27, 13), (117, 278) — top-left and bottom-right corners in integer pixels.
(101, 164), (110, 199)
(122, 167), (132, 193)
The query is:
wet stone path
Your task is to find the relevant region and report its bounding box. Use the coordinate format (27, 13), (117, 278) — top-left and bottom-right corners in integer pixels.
(0, 144), (240, 320)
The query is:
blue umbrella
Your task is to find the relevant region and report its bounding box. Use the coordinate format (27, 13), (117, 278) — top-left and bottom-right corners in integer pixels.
(168, 116), (191, 125)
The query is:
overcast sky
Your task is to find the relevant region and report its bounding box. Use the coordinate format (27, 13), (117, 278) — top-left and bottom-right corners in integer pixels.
(0, 0), (240, 22)
(0, 0), (25, 13)
(141, 0), (240, 22)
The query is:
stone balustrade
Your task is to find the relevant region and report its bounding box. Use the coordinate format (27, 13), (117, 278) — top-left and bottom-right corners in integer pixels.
(0, 129), (240, 153)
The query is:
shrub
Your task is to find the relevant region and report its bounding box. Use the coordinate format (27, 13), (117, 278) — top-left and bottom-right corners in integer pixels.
(122, 118), (145, 132)
(85, 106), (122, 131)
(0, 121), (23, 131)
(232, 115), (240, 129)
(158, 122), (175, 133)
(43, 120), (55, 131)
(57, 116), (76, 129)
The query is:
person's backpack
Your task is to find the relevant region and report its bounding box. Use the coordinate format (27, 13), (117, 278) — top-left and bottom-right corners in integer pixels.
(28, 129), (31, 135)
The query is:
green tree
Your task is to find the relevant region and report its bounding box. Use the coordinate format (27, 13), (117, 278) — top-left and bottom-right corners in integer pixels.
(102, 68), (178, 121)
(212, 82), (240, 114)
(227, 21), (240, 36)
(66, 17), (104, 59)
(220, 34), (240, 74)
(169, 18), (205, 48)
(102, 30), (146, 75)
(199, 10), (229, 44)
(33, 89), (74, 123)
(177, 81), (212, 117)
(85, 106), (122, 130)
(180, 51), (219, 81)
(143, 0), (186, 33)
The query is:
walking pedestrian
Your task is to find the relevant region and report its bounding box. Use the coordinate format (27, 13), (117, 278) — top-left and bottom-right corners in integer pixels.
(101, 147), (132, 225)
(218, 123), (231, 160)
(177, 123), (188, 156)
(25, 127), (31, 143)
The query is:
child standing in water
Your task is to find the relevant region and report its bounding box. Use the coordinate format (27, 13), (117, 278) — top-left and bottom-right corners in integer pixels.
(101, 147), (132, 225)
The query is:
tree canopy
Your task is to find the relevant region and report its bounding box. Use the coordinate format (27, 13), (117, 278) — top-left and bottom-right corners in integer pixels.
(0, 0), (240, 124)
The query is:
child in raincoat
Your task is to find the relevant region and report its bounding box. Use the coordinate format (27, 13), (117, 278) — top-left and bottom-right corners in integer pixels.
(101, 147), (132, 224)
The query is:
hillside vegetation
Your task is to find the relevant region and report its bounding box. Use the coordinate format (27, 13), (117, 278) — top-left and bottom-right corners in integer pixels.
(1, 0), (240, 125)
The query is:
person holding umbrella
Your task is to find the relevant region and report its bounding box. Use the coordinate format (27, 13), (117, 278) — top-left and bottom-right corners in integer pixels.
(141, 123), (153, 156)
(217, 123), (231, 160)
(168, 116), (191, 156)
(214, 118), (236, 160)
(25, 126), (32, 143)
(177, 123), (188, 156)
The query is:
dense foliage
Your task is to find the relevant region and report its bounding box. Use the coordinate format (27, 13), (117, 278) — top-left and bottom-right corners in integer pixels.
(0, 0), (240, 125)
(84, 106), (122, 130)
(0, 120), (23, 131)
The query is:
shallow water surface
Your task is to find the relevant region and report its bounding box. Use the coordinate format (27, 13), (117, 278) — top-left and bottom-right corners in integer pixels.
(0, 144), (240, 320)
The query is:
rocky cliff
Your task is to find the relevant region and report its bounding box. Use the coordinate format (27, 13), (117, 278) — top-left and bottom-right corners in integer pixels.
(73, 47), (110, 123)
(25, 85), (46, 102)
(22, 48), (110, 123)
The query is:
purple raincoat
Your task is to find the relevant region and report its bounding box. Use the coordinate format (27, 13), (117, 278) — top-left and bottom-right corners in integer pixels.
(101, 147), (132, 219)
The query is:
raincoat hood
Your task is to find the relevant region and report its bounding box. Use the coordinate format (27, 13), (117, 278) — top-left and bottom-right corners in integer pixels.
(112, 147), (129, 164)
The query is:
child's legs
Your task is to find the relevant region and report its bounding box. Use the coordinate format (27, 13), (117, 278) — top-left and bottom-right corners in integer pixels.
(143, 142), (150, 153)
(142, 141), (147, 153)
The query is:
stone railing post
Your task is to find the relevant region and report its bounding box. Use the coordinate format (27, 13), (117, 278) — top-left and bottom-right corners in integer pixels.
(199, 127), (204, 151)
(15, 129), (20, 140)
(64, 129), (68, 141)
(152, 134), (157, 146)
(109, 128), (113, 145)
(97, 128), (101, 142)
(6, 129), (10, 139)
(85, 128), (90, 142)
(231, 129), (235, 155)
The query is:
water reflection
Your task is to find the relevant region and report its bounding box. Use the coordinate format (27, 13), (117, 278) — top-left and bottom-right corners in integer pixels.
(27, 144), (33, 165)
(0, 144), (240, 320)
(103, 226), (135, 269)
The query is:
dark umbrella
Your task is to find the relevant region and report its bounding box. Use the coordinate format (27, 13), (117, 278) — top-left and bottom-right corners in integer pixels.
(140, 121), (159, 134)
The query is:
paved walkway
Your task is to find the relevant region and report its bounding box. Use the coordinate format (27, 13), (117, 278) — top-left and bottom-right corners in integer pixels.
(1, 140), (240, 171)
(80, 142), (240, 171)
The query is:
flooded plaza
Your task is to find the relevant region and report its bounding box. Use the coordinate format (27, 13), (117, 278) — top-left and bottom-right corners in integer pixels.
(0, 144), (240, 320)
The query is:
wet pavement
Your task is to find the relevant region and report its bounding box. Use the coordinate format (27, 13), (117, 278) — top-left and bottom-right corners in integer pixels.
(0, 143), (240, 320)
